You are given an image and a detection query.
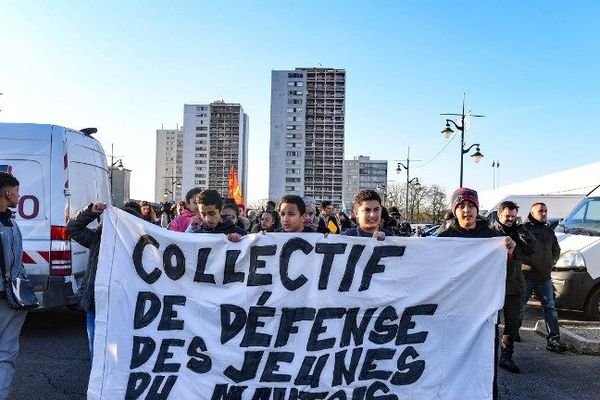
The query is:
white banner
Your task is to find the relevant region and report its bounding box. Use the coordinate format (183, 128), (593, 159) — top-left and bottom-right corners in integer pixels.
(88, 207), (507, 400)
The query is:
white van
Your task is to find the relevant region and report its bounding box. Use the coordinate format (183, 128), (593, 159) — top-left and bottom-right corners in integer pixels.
(483, 194), (584, 225)
(552, 195), (600, 319)
(0, 123), (111, 309)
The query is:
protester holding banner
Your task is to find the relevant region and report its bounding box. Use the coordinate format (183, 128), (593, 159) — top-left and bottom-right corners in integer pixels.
(438, 187), (516, 400)
(66, 202), (141, 358)
(0, 173), (29, 400)
(276, 195), (315, 232)
(341, 189), (392, 240)
(186, 189), (246, 241)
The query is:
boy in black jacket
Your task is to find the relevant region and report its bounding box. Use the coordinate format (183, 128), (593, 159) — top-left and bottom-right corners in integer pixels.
(186, 189), (246, 241)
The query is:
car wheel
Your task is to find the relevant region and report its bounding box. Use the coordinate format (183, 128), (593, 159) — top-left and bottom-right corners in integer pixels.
(585, 287), (600, 321)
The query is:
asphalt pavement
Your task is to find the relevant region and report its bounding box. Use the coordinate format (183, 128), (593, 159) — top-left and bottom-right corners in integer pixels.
(9, 305), (600, 400)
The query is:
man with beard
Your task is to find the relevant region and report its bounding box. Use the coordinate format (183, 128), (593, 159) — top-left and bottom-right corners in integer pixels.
(493, 201), (536, 373)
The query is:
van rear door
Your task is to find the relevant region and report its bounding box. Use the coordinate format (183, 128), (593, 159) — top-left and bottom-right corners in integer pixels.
(65, 131), (111, 280)
(0, 124), (52, 292)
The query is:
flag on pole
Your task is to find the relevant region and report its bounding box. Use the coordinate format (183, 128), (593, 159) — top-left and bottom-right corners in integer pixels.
(228, 166), (245, 206)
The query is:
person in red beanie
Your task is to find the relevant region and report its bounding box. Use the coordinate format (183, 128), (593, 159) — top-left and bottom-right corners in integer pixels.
(438, 187), (516, 400)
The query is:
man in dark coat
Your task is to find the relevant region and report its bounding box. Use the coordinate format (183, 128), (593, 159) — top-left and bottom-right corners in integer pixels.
(493, 201), (537, 373)
(519, 202), (568, 352)
(438, 188), (515, 400)
(67, 203), (140, 359)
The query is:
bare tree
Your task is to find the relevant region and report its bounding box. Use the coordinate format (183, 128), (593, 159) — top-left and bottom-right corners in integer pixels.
(408, 184), (428, 222)
(247, 198), (269, 211)
(384, 183), (404, 210)
(425, 185), (448, 223)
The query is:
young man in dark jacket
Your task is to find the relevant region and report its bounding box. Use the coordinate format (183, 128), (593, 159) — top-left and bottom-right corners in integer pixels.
(186, 190), (246, 240)
(341, 190), (393, 240)
(493, 201), (537, 373)
(519, 202), (567, 352)
(0, 172), (28, 399)
(438, 188), (515, 400)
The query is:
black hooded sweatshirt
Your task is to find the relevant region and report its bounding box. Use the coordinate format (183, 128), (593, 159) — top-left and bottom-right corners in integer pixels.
(492, 220), (537, 295)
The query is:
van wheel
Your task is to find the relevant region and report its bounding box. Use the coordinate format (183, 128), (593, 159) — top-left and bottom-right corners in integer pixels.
(585, 287), (600, 321)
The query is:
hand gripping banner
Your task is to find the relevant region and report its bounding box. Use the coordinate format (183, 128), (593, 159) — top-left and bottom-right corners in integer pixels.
(88, 207), (507, 400)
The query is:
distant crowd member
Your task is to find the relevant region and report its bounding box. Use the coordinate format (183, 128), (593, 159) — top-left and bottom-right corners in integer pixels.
(251, 210), (279, 233)
(0, 173), (28, 399)
(278, 195), (315, 233)
(438, 188), (516, 400)
(265, 200), (277, 212)
(337, 211), (353, 231)
(388, 207), (411, 236)
(341, 189), (392, 240)
(186, 189), (246, 242)
(493, 201), (536, 373)
(174, 201), (186, 217)
(159, 202), (173, 228)
(139, 200), (158, 224)
(520, 202), (568, 352)
(303, 197), (320, 232)
(123, 200), (142, 215)
(237, 205), (251, 232)
(223, 201), (251, 232)
(169, 188), (202, 232)
(319, 200), (341, 234)
(414, 226), (424, 237)
(222, 202), (247, 232)
(246, 209), (258, 231)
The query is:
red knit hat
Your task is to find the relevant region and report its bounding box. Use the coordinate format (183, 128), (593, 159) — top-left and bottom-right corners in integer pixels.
(450, 187), (479, 212)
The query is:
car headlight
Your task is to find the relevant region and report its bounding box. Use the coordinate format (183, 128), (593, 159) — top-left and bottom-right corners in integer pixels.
(553, 250), (586, 272)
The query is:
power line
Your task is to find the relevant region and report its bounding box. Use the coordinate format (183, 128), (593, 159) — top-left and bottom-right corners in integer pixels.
(414, 132), (457, 169)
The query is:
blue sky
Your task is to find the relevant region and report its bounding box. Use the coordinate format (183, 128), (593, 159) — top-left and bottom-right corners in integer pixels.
(1, 1), (598, 203)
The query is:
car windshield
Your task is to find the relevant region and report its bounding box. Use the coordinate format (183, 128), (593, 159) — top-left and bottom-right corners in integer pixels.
(556, 198), (600, 236)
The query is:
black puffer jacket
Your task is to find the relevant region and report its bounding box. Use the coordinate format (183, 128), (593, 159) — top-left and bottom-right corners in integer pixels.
(492, 221), (537, 295)
(66, 204), (102, 313)
(521, 214), (560, 281)
(438, 218), (501, 238)
(190, 218), (247, 236)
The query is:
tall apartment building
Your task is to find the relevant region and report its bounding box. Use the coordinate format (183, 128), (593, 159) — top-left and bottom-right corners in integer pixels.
(342, 156), (388, 209)
(154, 127), (183, 203)
(110, 166), (132, 207)
(181, 102), (249, 200)
(269, 68), (346, 206)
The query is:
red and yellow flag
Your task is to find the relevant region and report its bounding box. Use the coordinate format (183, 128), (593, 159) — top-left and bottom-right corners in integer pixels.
(228, 166), (245, 207)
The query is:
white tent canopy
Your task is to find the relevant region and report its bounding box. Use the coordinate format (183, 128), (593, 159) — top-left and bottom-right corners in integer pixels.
(479, 161), (600, 211)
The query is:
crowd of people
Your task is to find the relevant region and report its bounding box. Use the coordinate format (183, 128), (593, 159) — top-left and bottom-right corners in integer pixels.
(0, 173), (569, 400)
(134, 192), (418, 238)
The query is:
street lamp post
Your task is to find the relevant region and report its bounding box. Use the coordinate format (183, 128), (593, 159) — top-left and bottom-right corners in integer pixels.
(440, 94), (485, 187)
(109, 144), (124, 196)
(395, 147), (421, 221)
(375, 183), (386, 206)
(162, 176), (182, 202)
(492, 160), (500, 189)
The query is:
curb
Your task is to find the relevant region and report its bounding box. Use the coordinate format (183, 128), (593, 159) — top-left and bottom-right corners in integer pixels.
(534, 319), (600, 355)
